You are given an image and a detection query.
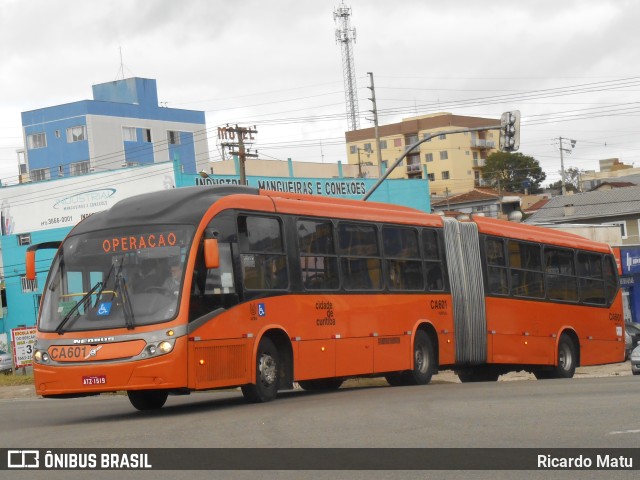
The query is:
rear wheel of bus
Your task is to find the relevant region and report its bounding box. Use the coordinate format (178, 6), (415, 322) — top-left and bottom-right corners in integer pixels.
(534, 334), (577, 380)
(385, 330), (435, 386)
(127, 389), (169, 410)
(242, 336), (280, 403)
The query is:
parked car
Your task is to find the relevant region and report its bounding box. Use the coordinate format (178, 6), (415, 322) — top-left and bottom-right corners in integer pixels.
(625, 323), (640, 360)
(631, 345), (640, 376)
(0, 349), (13, 374)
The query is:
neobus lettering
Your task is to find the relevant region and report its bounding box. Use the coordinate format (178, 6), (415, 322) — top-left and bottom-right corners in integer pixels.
(102, 232), (177, 253)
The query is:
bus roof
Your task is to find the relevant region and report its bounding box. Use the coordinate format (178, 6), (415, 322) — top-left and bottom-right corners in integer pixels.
(69, 186), (612, 255)
(72, 185), (444, 235)
(72, 186), (258, 234)
(471, 215), (612, 253)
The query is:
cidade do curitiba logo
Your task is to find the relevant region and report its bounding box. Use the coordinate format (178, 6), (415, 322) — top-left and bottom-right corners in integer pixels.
(53, 189), (117, 211)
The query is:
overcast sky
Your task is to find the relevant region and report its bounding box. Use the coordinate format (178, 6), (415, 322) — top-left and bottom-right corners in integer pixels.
(2, 0), (640, 189)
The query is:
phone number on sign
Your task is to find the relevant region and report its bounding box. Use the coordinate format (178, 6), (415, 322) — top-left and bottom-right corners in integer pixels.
(40, 216), (73, 227)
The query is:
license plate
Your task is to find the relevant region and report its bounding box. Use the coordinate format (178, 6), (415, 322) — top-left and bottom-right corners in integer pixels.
(82, 375), (106, 385)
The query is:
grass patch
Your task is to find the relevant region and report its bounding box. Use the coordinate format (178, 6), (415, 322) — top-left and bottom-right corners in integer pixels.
(0, 373), (35, 386)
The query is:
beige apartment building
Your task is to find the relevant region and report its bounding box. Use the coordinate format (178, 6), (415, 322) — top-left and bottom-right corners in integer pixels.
(344, 113), (500, 195)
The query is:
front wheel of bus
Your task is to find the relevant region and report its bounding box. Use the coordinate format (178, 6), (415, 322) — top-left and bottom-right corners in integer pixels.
(127, 389), (169, 410)
(242, 336), (279, 403)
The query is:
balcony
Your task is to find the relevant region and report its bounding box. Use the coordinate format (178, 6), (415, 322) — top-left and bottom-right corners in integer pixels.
(406, 164), (422, 174)
(470, 139), (495, 149)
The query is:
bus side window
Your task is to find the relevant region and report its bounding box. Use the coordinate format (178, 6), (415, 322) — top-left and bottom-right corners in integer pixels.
(485, 237), (508, 296)
(423, 229), (445, 291)
(297, 219), (340, 290)
(238, 215), (288, 291)
(337, 222), (382, 290)
(189, 241), (237, 321)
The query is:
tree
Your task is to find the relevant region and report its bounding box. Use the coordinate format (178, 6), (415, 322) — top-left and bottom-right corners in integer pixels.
(480, 152), (546, 194)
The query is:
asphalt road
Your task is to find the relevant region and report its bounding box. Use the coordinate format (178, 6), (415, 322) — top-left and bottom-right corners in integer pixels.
(1, 374), (639, 479)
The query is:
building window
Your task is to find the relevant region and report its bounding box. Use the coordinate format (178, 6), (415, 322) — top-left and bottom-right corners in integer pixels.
(405, 134), (418, 147)
(167, 131), (181, 145)
(18, 233), (32, 246)
(425, 153), (433, 162)
(21, 275), (38, 293)
(393, 138), (402, 148)
(123, 126), (137, 142)
(58, 165), (64, 177)
(143, 129), (152, 142)
(440, 151), (448, 160)
(441, 171), (450, 180)
(349, 145), (357, 154)
(54, 130), (61, 138)
(27, 133), (46, 150)
(31, 168), (47, 182)
(70, 161), (90, 176)
(66, 126), (87, 143)
(427, 173), (435, 181)
(379, 140), (387, 149)
(422, 134), (432, 141)
(439, 134), (446, 140)
(611, 221), (628, 239)
(363, 142), (372, 153)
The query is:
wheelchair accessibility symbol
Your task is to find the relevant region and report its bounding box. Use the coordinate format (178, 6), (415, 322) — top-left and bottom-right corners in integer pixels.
(258, 303), (266, 317)
(97, 302), (112, 316)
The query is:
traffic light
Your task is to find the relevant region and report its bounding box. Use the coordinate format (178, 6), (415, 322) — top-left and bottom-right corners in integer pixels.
(499, 110), (520, 152)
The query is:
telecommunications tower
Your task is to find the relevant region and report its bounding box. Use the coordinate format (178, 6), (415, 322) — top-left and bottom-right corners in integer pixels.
(334, 3), (360, 131)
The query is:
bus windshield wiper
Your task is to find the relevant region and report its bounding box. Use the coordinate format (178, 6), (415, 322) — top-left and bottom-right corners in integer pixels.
(116, 273), (136, 330)
(55, 281), (103, 335)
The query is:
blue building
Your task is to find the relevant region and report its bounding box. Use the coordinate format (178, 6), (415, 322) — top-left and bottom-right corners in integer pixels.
(21, 77), (209, 180)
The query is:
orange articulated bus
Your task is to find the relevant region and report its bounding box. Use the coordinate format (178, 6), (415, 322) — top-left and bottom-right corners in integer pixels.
(27, 185), (624, 410)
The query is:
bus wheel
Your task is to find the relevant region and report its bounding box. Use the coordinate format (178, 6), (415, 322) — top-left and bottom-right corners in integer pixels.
(404, 330), (435, 385)
(127, 390), (169, 410)
(555, 334), (577, 378)
(298, 378), (343, 391)
(241, 336), (279, 403)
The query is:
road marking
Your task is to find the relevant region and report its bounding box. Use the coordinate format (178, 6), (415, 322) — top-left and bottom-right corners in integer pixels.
(608, 429), (640, 435)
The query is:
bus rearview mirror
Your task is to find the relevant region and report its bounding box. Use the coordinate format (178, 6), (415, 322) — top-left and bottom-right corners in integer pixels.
(26, 250), (36, 281)
(204, 238), (220, 269)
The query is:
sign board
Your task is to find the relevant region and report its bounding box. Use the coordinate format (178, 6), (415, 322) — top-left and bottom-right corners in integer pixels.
(0, 163), (176, 235)
(11, 326), (36, 368)
(189, 174), (431, 212)
(621, 248), (640, 276)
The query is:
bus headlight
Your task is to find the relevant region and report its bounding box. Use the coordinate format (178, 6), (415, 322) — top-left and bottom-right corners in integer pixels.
(158, 341), (173, 354)
(34, 350), (50, 364)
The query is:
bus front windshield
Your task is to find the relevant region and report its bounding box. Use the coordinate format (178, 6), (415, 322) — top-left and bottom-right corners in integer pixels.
(39, 225), (195, 333)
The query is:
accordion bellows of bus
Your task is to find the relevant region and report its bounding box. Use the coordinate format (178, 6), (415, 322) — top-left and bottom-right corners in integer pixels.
(26, 185), (624, 410)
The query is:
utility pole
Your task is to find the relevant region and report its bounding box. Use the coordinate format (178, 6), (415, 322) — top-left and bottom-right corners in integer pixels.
(218, 125), (258, 185)
(367, 72), (383, 177)
(558, 136), (577, 196)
